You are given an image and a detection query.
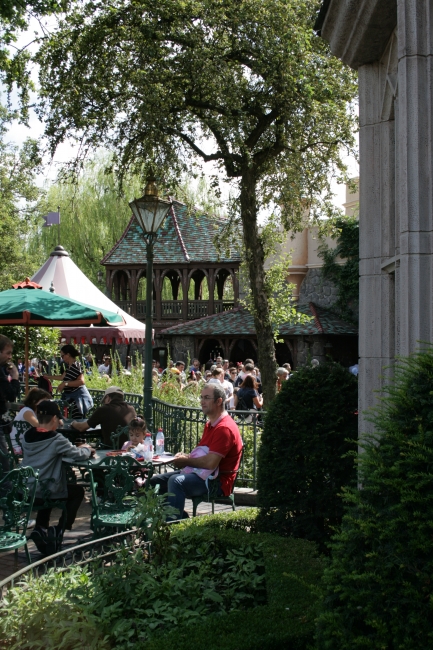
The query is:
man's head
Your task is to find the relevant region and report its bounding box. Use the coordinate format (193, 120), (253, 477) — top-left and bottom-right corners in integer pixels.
(244, 358), (254, 366)
(276, 367), (289, 381)
(200, 383), (226, 419)
(37, 400), (63, 429)
(211, 367), (224, 383)
(283, 363), (291, 372)
(192, 358), (200, 369)
(244, 363), (254, 374)
(223, 359), (229, 370)
(102, 386), (124, 404)
(0, 334), (13, 366)
(216, 356), (223, 364)
(175, 361), (185, 371)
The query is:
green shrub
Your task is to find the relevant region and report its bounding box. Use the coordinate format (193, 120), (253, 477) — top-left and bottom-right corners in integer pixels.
(316, 347), (433, 649)
(0, 568), (109, 650)
(143, 517), (326, 650)
(0, 512), (325, 650)
(257, 362), (358, 548)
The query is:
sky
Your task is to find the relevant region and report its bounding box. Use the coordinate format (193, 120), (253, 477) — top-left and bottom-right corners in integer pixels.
(4, 17), (359, 215)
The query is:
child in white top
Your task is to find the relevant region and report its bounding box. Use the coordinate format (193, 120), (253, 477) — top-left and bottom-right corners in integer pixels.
(121, 417), (147, 451)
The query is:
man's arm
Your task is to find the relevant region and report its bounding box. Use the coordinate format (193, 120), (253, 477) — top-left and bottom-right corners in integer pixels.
(0, 365), (20, 402)
(71, 420), (90, 432)
(172, 451), (222, 471)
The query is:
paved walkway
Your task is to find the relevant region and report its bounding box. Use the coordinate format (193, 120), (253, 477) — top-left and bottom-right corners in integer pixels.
(0, 494), (246, 582)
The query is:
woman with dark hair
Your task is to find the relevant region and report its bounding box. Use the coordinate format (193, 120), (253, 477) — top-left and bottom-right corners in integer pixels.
(48, 345), (93, 418)
(10, 387), (52, 452)
(234, 374), (263, 411)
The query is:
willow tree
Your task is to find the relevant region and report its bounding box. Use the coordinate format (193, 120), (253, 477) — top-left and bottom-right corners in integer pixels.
(30, 152), (143, 285)
(36, 0), (357, 401)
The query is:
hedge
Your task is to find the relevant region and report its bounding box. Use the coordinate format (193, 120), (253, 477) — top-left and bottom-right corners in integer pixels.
(316, 347), (433, 649)
(141, 510), (326, 650)
(257, 362), (358, 549)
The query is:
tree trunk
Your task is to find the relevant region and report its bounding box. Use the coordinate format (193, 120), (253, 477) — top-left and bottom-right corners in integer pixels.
(240, 169), (277, 405)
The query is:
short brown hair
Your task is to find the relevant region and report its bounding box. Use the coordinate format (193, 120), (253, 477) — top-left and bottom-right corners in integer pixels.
(0, 334), (13, 352)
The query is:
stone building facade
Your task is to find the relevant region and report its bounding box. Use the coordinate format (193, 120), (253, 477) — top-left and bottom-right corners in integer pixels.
(317, 0), (433, 432)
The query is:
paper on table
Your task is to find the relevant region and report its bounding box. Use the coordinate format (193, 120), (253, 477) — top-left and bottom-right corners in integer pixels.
(152, 453), (176, 464)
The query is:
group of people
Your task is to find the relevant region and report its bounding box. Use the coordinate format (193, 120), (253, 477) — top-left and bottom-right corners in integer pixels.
(0, 333), (244, 556)
(153, 356), (265, 411)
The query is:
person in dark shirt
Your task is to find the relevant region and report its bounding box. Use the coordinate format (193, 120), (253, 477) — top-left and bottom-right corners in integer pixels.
(70, 386), (137, 446)
(234, 374), (263, 411)
(47, 344), (93, 417)
(0, 334), (20, 475)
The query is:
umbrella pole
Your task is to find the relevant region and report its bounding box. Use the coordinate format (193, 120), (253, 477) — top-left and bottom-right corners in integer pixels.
(25, 325), (29, 395)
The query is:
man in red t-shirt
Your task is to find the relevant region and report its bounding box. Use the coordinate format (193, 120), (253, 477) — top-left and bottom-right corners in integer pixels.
(150, 383), (243, 519)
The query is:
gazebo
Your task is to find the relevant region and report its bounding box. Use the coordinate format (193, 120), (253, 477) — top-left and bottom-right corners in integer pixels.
(101, 199), (242, 341)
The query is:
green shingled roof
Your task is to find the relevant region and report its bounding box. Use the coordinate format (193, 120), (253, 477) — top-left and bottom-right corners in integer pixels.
(102, 200), (241, 265)
(160, 304), (358, 337)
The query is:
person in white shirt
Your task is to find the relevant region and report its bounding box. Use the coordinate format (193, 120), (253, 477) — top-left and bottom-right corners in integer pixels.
(98, 356), (111, 375)
(208, 367), (234, 408)
(11, 387), (52, 452)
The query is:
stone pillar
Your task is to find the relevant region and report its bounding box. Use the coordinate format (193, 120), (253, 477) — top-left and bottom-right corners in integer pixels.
(358, 30), (398, 434)
(397, 0), (433, 355)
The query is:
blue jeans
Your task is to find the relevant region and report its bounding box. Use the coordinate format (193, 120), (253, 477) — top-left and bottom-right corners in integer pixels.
(150, 471), (223, 519)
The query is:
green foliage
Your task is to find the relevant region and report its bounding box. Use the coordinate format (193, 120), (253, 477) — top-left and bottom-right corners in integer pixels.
(316, 346), (433, 650)
(0, 325), (60, 361)
(0, 103), (44, 289)
(29, 152), (143, 286)
(257, 362), (358, 549)
(318, 217), (359, 323)
(146, 519), (326, 650)
(0, 567), (109, 650)
(34, 0), (358, 404)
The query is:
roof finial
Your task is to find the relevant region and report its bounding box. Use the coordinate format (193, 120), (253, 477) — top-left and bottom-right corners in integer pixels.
(49, 281), (55, 293)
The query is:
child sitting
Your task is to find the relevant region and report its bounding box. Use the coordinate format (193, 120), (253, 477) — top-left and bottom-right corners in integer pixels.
(121, 417), (147, 451)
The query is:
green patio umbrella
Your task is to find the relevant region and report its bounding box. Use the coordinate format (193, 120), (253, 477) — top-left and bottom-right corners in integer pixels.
(0, 282), (124, 393)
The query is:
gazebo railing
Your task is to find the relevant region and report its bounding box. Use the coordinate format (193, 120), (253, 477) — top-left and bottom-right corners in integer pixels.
(152, 398), (264, 489)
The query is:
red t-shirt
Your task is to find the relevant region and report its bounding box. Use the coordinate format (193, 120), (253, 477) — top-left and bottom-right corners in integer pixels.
(199, 414), (243, 496)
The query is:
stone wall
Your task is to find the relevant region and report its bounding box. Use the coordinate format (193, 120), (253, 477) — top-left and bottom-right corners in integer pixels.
(295, 336), (327, 367)
(298, 268), (338, 308)
(162, 336), (195, 364)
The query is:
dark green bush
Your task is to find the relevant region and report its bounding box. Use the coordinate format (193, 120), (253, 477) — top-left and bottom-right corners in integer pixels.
(257, 362), (358, 548)
(316, 347), (433, 649)
(143, 512), (326, 650)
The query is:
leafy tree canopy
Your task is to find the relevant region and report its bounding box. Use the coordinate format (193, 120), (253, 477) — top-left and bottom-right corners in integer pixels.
(0, 102), (43, 289)
(34, 0), (358, 401)
(0, 1), (68, 120)
(0, 325), (60, 361)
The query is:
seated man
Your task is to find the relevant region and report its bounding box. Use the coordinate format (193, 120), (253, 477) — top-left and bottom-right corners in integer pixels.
(71, 386), (137, 446)
(150, 383), (243, 519)
(21, 400), (93, 555)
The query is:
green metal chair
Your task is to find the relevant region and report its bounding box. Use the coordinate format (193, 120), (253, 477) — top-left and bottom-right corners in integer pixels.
(0, 447), (16, 477)
(4, 420), (30, 465)
(0, 465), (39, 565)
(88, 455), (154, 539)
(110, 424), (129, 450)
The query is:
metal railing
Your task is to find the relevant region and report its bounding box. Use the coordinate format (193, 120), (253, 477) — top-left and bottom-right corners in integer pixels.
(0, 529), (146, 601)
(152, 398), (264, 489)
(88, 389), (143, 409)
